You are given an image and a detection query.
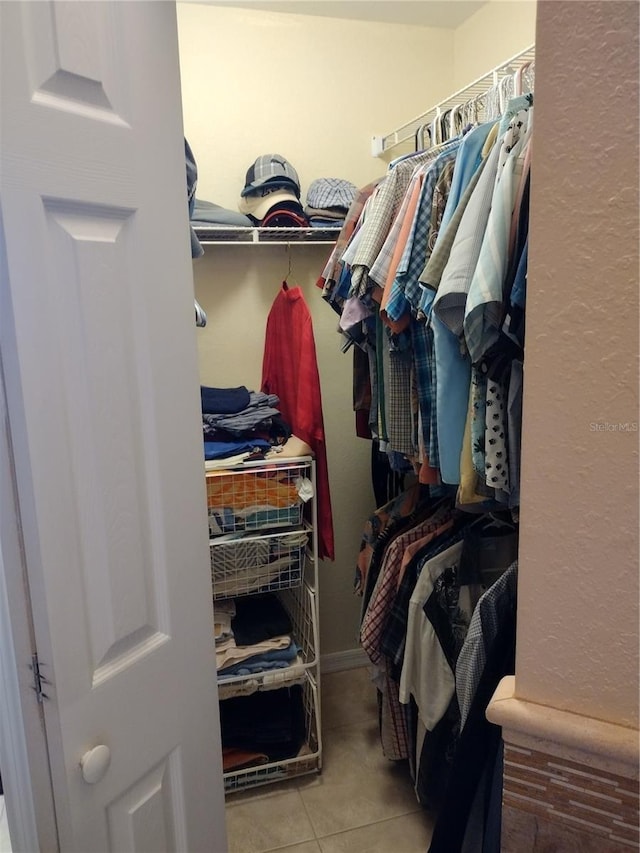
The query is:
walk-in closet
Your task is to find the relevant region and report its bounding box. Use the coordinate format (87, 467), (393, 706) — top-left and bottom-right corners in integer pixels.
(0, 2), (637, 853)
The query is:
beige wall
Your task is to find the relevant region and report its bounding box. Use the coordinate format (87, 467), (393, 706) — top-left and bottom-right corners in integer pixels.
(453, 0), (536, 89)
(177, 3), (454, 210)
(517, 0), (639, 727)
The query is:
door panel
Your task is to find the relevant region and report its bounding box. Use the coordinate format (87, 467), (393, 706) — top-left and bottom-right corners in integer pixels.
(43, 201), (165, 676)
(107, 750), (186, 853)
(0, 2), (227, 850)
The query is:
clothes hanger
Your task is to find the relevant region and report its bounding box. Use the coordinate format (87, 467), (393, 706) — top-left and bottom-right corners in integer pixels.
(282, 243), (293, 289)
(195, 299), (207, 327)
(485, 83), (501, 121)
(498, 73), (514, 114)
(414, 123), (431, 152)
(450, 104), (464, 138)
(513, 63), (524, 96)
(439, 108), (452, 141)
(468, 511), (515, 534)
(522, 61), (535, 96)
(430, 108), (442, 147)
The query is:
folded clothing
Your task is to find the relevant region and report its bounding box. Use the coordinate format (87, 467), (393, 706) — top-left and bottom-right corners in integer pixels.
(218, 641), (300, 675)
(220, 685), (305, 761)
(214, 599), (236, 645)
(201, 385), (251, 415)
(222, 747), (270, 772)
(309, 219), (345, 228)
(202, 391), (282, 436)
(216, 633), (291, 671)
(192, 199), (253, 228)
(218, 652), (302, 680)
(206, 470), (300, 511)
(232, 593), (292, 645)
(204, 439), (271, 461)
(203, 413), (292, 447)
(303, 205), (347, 221)
(211, 558), (302, 597)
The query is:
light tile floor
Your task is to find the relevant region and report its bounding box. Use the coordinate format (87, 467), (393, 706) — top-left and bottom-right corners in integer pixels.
(224, 667), (434, 853)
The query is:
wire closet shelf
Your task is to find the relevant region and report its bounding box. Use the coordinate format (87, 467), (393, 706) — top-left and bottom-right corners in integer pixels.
(371, 44), (535, 157)
(193, 225), (341, 245)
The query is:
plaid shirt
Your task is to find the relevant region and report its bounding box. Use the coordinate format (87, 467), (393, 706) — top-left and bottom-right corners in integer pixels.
(411, 319), (441, 468)
(318, 179), (381, 297)
(385, 145), (460, 323)
(456, 561), (517, 729)
(385, 343), (415, 458)
(354, 484), (422, 596)
(349, 152), (437, 300)
(379, 657), (410, 760)
(360, 509), (452, 664)
(370, 166), (426, 290)
(427, 160), (456, 259)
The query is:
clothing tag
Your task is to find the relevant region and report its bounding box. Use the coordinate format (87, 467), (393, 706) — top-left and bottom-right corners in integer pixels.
(295, 476), (314, 503)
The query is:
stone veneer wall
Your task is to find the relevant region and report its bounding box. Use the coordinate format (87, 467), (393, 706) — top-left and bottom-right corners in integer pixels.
(502, 743), (639, 850)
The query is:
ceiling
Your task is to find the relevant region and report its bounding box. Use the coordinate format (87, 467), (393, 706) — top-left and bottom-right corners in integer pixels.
(191, 1), (487, 29)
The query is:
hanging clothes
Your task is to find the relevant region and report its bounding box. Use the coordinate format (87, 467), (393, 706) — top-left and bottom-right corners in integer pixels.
(320, 63), (536, 853)
(319, 92), (533, 503)
(262, 282), (335, 560)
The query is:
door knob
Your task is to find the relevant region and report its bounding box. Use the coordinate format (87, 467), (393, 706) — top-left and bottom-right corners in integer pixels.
(80, 745), (111, 784)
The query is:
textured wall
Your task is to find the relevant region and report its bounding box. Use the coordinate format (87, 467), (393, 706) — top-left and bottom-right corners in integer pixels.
(517, 1), (639, 727)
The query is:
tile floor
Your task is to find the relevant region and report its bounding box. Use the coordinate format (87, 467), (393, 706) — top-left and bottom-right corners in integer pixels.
(224, 667), (434, 853)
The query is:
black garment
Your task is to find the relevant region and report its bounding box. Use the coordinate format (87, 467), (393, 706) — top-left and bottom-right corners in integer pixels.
(428, 592), (517, 853)
(371, 440), (406, 508)
(220, 686), (305, 762)
(203, 413), (292, 447)
(231, 594), (292, 646)
(458, 523), (519, 588)
(415, 695), (460, 810)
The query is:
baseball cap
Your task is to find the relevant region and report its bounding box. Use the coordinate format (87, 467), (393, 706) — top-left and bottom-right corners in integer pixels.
(238, 188), (300, 221)
(241, 154), (301, 198)
(306, 177), (357, 211)
(261, 204), (309, 228)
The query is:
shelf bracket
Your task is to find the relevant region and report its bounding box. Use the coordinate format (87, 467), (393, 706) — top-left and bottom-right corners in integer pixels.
(371, 135), (385, 158)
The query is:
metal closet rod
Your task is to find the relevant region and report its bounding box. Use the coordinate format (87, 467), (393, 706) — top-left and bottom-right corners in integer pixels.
(371, 43), (535, 157)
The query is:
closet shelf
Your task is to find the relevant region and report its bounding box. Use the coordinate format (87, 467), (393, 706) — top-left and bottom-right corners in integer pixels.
(194, 225), (341, 246)
(217, 584), (318, 701)
(222, 671), (321, 793)
(371, 44), (535, 156)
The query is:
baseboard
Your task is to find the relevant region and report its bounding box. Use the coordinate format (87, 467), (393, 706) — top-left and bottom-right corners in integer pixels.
(320, 648), (369, 674)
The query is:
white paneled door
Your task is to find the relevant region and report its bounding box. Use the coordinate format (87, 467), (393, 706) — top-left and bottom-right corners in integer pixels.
(0, 2), (227, 851)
